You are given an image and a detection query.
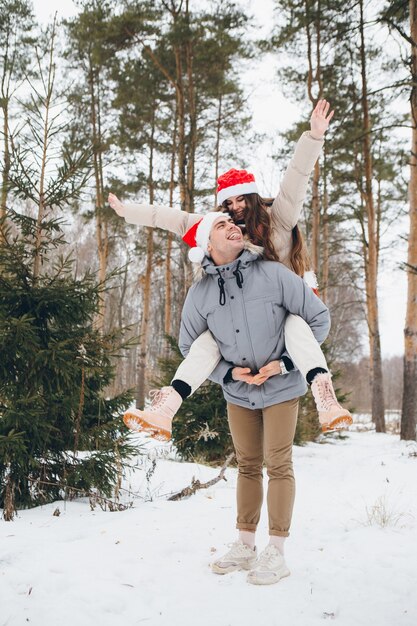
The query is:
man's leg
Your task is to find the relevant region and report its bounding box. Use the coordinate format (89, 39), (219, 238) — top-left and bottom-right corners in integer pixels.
(211, 402), (262, 575)
(284, 314), (352, 432)
(246, 398), (298, 586)
(123, 330), (221, 440)
(227, 402), (264, 533)
(263, 398), (299, 537)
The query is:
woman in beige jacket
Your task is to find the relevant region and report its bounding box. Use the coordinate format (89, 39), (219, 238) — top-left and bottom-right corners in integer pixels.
(109, 99), (352, 439)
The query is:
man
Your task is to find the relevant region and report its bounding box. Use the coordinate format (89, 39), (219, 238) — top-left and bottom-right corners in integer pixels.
(178, 211), (330, 585)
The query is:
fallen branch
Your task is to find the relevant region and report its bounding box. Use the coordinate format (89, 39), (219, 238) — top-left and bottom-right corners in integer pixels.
(26, 477), (132, 512)
(168, 452), (235, 501)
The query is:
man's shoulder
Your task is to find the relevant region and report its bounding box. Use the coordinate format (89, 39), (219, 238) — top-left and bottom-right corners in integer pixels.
(256, 259), (292, 276)
(188, 273), (212, 298)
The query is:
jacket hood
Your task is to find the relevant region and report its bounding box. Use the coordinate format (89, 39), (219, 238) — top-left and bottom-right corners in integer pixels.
(192, 240), (264, 281)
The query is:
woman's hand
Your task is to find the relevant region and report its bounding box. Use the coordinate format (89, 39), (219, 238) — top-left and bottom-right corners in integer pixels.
(310, 99), (334, 140)
(108, 192), (124, 216)
(251, 360), (281, 386)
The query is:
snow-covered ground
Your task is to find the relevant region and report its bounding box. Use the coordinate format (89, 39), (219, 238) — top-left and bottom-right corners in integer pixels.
(1, 428), (417, 626)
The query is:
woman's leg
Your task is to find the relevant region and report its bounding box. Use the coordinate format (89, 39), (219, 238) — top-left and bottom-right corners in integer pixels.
(284, 314), (352, 431)
(284, 313), (327, 380)
(123, 330), (221, 439)
(173, 329), (221, 395)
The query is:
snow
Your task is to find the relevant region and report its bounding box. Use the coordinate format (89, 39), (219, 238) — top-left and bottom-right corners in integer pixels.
(1, 429), (417, 626)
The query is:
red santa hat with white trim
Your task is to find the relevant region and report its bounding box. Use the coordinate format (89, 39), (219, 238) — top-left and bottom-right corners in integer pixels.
(182, 211), (225, 263)
(217, 168), (258, 205)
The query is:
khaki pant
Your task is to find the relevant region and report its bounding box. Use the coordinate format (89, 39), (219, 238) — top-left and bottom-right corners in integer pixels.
(227, 398), (299, 537)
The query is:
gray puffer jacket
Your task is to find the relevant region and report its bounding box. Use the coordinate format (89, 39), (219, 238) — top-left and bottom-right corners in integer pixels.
(179, 249), (330, 410)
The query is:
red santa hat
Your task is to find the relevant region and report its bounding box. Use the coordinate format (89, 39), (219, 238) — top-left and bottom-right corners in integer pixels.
(182, 211), (225, 263)
(217, 168), (258, 205)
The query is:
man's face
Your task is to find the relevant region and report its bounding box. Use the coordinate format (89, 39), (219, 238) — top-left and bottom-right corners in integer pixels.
(207, 215), (244, 261)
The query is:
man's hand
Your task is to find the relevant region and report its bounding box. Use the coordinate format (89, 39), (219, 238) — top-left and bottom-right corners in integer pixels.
(108, 192), (124, 216)
(232, 367), (258, 384)
(251, 360), (281, 386)
(310, 99), (334, 140)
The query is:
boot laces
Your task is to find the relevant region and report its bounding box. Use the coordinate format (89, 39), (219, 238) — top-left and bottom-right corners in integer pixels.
(219, 541), (251, 563)
(257, 545), (280, 569)
(318, 377), (338, 410)
(149, 387), (170, 410)
(224, 541), (252, 559)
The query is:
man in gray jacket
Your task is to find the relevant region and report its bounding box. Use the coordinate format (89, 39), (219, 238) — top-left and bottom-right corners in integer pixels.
(179, 211), (330, 586)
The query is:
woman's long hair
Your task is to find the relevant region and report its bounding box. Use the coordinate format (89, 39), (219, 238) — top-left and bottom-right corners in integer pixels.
(221, 193), (311, 276)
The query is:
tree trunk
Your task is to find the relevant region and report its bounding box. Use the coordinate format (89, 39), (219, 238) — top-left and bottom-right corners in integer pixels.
(0, 25), (11, 242)
(305, 0), (322, 273)
(311, 161), (320, 272)
(174, 46), (187, 213)
(185, 32), (196, 215)
(88, 57), (108, 332)
(214, 94), (223, 207)
(359, 0), (385, 432)
(165, 105), (178, 337)
(0, 102), (10, 237)
(33, 35), (55, 279)
(321, 148), (329, 303)
(401, 0), (417, 441)
(136, 108), (156, 409)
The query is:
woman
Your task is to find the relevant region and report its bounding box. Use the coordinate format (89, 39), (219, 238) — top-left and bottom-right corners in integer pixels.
(108, 99), (352, 439)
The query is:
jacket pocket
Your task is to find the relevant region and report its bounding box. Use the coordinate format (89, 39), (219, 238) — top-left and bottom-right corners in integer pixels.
(264, 301), (276, 338)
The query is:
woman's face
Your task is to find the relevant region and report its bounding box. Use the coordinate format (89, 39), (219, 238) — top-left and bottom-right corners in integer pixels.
(224, 195), (246, 221)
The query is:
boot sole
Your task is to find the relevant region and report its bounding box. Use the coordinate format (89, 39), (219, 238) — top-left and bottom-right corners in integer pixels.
(322, 414), (353, 433)
(123, 413), (171, 442)
(211, 559), (257, 575)
(247, 567), (290, 585)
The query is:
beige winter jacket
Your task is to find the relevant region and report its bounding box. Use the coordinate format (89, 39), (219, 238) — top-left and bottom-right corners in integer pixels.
(120, 131), (323, 270)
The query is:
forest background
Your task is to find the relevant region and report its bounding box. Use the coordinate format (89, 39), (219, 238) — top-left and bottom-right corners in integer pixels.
(0, 0), (416, 516)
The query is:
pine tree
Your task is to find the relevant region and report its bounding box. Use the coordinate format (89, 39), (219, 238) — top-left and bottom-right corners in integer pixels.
(0, 20), (137, 520)
(0, 210), (138, 518)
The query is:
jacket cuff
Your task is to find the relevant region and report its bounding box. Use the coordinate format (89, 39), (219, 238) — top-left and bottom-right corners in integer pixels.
(304, 130), (325, 143)
(223, 367), (235, 385)
(279, 355), (294, 372)
(209, 359), (235, 386)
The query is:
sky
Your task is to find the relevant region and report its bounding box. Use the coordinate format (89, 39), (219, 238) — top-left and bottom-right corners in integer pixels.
(31, 0), (409, 358)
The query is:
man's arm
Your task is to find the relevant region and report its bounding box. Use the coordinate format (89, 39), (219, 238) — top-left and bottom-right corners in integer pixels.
(179, 290), (234, 386)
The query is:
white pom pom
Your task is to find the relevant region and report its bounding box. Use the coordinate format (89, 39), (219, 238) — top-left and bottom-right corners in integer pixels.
(303, 271), (318, 289)
(188, 246), (205, 263)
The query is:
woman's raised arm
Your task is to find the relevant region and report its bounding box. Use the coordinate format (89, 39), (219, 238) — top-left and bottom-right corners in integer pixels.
(270, 99), (334, 232)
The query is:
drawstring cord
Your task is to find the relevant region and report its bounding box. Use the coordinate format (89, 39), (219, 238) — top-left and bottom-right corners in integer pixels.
(216, 261), (244, 306)
(233, 260), (244, 289)
(216, 269), (226, 306)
